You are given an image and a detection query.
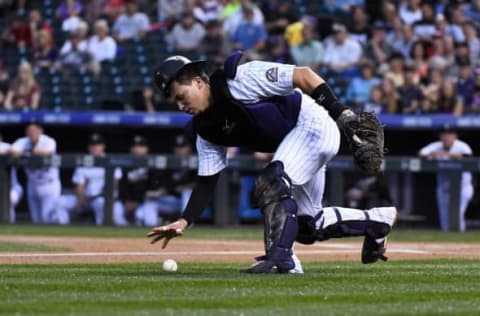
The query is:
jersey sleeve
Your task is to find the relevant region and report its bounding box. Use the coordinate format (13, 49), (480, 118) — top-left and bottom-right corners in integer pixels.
(227, 61), (295, 103)
(37, 136), (56, 153)
(114, 167), (122, 180)
(458, 141), (473, 156)
(419, 142), (440, 156)
(196, 135), (227, 176)
(11, 138), (27, 153)
(72, 168), (86, 184)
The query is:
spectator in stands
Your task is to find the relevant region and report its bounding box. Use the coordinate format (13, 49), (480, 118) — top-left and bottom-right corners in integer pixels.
(381, 0), (398, 26)
(56, 0), (83, 21)
(399, 0), (422, 25)
(324, 0), (364, 17)
(1, 13), (30, 48)
(283, 15), (315, 48)
(87, 19), (117, 63)
(290, 21), (323, 71)
(429, 35), (455, 72)
(464, 0), (480, 23)
(0, 60), (9, 107)
(28, 9), (53, 50)
(261, 0), (298, 37)
(0, 132), (23, 223)
(419, 126), (473, 232)
(365, 20), (394, 66)
(398, 63), (422, 114)
(380, 75), (400, 114)
(362, 85), (387, 114)
(61, 2), (85, 34)
(470, 71), (480, 113)
(33, 29), (58, 69)
(157, 0), (184, 26)
(57, 32), (97, 76)
(437, 78), (464, 115)
(59, 21), (89, 55)
(265, 35), (292, 64)
(409, 40), (429, 81)
(412, 1), (436, 39)
(4, 61), (41, 111)
(348, 5), (370, 45)
(193, 0), (223, 24)
(119, 135), (163, 225)
(456, 59), (475, 108)
(421, 67), (444, 106)
(56, 133), (127, 226)
(104, 0), (127, 22)
(230, 4), (267, 59)
(462, 21), (480, 66)
(434, 12), (464, 44)
(387, 18), (416, 59)
(84, 0), (107, 25)
(346, 60), (381, 108)
(384, 52), (406, 87)
(198, 19), (231, 68)
(113, 0), (150, 42)
(223, 0), (264, 38)
(448, 4), (467, 41)
(168, 11), (206, 55)
(323, 22), (363, 77)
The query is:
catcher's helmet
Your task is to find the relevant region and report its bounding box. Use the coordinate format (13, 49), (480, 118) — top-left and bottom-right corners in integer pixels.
(153, 56), (205, 97)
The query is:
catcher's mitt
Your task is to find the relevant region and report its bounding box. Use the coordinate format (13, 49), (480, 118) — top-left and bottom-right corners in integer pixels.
(340, 111), (385, 175)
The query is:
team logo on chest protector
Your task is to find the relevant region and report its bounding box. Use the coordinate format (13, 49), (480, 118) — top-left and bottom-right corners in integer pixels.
(266, 67), (278, 82)
(222, 118), (236, 134)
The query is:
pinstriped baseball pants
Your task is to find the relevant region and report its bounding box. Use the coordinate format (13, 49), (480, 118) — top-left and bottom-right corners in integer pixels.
(273, 95), (340, 219)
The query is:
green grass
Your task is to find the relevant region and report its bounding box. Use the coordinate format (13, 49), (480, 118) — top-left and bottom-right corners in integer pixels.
(0, 241), (69, 252)
(0, 260), (479, 315)
(1, 225), (480, 242)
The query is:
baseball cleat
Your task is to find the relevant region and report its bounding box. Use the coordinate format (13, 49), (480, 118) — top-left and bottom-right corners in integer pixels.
(241, 250), (302, 274)
(361, 236), (388, 264)
(361, 207), (398, 264)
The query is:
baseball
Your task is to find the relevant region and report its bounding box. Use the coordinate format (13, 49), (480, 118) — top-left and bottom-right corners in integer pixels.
(162, 259), (178, 272)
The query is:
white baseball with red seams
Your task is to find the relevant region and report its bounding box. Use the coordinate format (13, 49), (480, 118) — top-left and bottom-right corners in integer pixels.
(162, 259), (178, 272)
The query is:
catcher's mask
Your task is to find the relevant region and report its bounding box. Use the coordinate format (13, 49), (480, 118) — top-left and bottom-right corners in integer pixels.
(153, 56), (206, 98)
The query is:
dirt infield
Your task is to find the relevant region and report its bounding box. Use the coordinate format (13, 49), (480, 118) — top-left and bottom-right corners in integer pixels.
(1, 236), (480, 265)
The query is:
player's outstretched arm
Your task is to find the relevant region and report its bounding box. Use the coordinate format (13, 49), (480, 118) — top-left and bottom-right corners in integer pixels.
(147, 219), (188, 249)
(147, 172), (221, 248)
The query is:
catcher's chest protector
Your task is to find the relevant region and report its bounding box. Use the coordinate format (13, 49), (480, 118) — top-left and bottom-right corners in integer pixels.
(193, 70), (301, 152)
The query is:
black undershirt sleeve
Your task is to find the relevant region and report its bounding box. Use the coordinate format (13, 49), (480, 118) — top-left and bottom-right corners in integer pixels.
(180, 172), (221, 225)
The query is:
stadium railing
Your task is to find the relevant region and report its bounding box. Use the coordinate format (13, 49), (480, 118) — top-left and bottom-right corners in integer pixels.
(0, 154), (475, 231)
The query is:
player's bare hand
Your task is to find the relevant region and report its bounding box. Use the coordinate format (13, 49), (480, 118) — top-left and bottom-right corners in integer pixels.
(147, 218), (188, 249)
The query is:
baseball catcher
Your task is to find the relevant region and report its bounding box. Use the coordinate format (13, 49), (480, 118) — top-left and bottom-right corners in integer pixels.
(147, 51), (397, 273)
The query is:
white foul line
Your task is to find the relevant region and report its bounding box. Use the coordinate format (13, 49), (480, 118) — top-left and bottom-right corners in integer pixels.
(0, 248), (430, 258)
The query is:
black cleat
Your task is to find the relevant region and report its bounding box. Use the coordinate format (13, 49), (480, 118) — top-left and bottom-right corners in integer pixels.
(362, 236), (388, 264)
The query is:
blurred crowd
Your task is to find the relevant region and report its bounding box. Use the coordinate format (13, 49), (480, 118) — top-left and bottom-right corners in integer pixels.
(0, 0), (479, 114)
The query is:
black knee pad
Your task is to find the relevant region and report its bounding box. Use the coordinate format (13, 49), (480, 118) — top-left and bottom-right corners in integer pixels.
(252, 161), (292, 209)
(296, 215), (317, 245)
